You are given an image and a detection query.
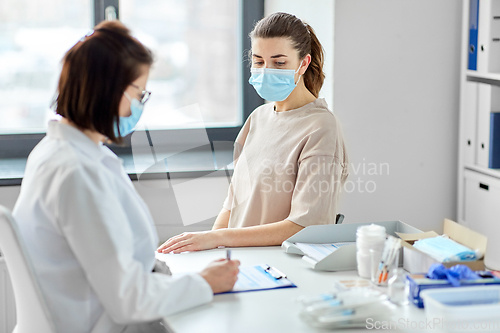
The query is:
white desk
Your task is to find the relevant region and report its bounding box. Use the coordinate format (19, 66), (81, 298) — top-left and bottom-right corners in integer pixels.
(157, 246), (431, 333)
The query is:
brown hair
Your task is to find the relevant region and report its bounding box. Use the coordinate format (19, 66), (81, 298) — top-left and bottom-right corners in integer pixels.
(250, 12), (325, 98)
(53, 21), (153, 144)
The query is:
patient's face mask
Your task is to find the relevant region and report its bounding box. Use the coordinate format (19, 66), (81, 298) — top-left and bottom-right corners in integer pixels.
(248, 62), (303, 102)
(114, 91), (144, 138)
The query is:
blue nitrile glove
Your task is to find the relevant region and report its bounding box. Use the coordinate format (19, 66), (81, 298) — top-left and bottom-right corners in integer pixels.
(426, 264), (480, 287)
(427, 264), (460, 286)
(448, 265), (481, 281)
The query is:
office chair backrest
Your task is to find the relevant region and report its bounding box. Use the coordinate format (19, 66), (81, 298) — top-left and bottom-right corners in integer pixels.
(0, 205), (55, 333)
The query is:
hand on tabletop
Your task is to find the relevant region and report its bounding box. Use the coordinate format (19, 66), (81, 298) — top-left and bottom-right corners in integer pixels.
(156, 231), (220, 254)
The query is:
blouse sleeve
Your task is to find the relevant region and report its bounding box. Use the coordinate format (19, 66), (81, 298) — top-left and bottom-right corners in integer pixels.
(286, 155), (346, 227)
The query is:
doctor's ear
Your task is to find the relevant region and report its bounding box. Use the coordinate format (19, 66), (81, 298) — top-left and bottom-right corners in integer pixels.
(298, 54), (312, 76)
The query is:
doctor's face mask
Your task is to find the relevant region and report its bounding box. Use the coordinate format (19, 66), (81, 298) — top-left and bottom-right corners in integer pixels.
(114, 79), (151, 138)
(114, 92), (144, 137)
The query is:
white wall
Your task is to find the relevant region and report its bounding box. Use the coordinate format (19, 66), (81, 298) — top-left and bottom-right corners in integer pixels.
(133, 178), (228, 242)
(0, 186), (20, 213)
(334, 0), (462, 232)
(264, 0), (334, 109)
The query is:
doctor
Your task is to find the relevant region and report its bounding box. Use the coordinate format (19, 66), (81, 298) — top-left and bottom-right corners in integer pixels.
(12, 21), (239, 333)
(157, 12), (349, 254)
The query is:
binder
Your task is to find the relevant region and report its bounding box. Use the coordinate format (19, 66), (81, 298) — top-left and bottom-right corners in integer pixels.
(476, 83), (500, 167)
(477, 0), (490, 72)
(477, 83), (492, 167)
(477, 0), (500, 73)
(282, 221), (422, 272)
(489, 112), (500, 168)
(468, 0), (479, 70)
(464, 82), (478, 165)
(491, 2), (500, 73)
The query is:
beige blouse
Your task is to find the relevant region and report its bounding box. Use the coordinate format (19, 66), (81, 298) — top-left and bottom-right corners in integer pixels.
(223, 98), (349, 228)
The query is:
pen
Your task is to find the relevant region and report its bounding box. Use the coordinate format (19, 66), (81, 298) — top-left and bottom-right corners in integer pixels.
(226, 249), (231, 261)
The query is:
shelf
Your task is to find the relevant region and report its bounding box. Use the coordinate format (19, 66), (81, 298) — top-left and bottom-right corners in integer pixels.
(466, 71), (500, 86)
(464, 163), (500, 180)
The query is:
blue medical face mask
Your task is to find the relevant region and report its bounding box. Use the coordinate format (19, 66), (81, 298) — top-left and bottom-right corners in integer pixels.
(248, 63), (302, 102)
(114, 91), (144, 138)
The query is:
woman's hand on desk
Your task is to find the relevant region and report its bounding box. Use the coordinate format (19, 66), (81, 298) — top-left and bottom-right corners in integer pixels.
(156, 231), (221, 253)
(200, 259), (240, 294)
(157, 220), (304, 252)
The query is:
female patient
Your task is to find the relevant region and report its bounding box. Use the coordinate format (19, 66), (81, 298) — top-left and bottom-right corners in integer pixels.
(13, 21), (239, 333)
(158, 12), (349, 254)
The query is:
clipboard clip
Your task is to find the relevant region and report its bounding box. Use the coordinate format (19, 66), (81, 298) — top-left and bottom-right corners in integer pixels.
(263, 264), (287, 280)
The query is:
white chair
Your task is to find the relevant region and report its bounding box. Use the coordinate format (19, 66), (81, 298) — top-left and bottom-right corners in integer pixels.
(0, 205), (55, 333)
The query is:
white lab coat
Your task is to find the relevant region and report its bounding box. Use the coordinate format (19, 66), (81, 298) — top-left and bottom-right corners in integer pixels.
(12, 121), (213, 333)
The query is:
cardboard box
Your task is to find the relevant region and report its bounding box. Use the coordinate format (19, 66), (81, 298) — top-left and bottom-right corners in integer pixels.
(282, 220), (422, 272)
(398, 219), (487, 274)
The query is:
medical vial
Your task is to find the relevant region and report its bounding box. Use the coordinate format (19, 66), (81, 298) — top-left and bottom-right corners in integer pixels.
(388, 268), (408, 306)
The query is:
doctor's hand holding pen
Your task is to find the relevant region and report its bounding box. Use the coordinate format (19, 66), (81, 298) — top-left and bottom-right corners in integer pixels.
(200, 253), (240, 294)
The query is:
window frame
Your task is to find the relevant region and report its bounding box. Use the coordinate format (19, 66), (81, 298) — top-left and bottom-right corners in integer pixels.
(0, 0), (264, 159)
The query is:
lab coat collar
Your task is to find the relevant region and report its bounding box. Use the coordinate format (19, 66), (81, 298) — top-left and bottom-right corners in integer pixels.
(46, 120), (117, 163)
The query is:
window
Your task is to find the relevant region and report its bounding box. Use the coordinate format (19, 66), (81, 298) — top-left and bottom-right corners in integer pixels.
(120, 0), (241, 130)
(0, 0), (92, 134)
(0, 0), (263, 158)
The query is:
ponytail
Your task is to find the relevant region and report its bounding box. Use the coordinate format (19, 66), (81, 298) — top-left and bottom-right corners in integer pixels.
(303, 23), (325, 98)
(250, 12), (326, 98)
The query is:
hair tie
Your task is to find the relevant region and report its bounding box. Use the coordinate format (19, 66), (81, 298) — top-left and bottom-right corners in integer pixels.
(79, 30), (94, 42)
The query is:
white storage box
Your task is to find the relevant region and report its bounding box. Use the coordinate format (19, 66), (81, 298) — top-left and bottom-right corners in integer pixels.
(421, 286), (500, 332)
(463, 170), (500, 270)
(463, 169), (500, 237)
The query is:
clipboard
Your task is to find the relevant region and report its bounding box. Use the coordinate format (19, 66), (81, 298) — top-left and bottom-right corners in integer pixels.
(216, 264), (296, 294)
